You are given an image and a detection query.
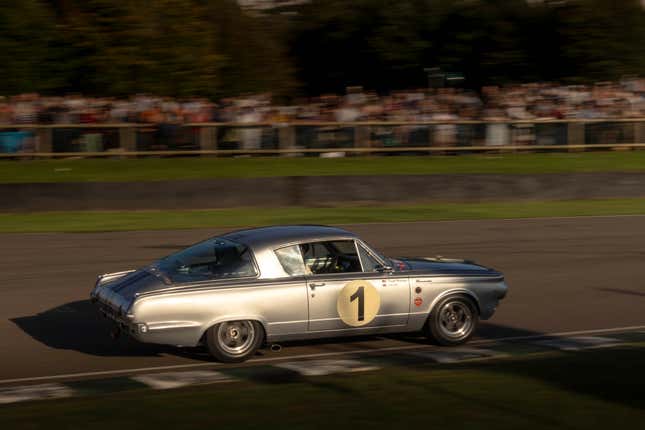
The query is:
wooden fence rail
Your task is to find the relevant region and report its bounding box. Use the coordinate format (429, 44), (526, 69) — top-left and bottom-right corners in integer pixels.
(0, 119), (643, 157)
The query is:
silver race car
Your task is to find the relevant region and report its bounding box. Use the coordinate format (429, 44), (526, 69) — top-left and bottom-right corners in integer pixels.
(91, 225), (508, 362)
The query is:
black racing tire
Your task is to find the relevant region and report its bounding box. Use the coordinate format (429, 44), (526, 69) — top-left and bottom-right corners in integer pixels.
(206, 320), (264, 363)
(425, 295), (479, 346)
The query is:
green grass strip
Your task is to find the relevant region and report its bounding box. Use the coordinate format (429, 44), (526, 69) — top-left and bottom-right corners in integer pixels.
(2, 198), (645, 233)
(1, 151), (645, 183)
(1, 346), (643, 429)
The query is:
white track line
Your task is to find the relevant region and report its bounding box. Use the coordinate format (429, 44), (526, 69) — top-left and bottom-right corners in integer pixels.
(0, 383), (74, 404)
(0, 324), (644, 386)
(132, 370), (234, 390)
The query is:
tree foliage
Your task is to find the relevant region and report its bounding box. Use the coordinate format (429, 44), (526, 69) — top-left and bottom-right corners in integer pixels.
(0, 0), (58, 94)
(290, 0), (645, 94)
(0, 0), (643, 97)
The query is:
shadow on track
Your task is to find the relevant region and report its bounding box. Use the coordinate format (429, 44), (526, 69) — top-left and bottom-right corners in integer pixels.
(10, 300), (210, 361)
(10, 299), (535, 361)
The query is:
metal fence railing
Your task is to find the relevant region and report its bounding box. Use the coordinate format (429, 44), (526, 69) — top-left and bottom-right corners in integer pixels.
(0, 119), (644, 157)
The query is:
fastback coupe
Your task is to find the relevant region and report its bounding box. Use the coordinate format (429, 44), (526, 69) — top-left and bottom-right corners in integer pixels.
(91, 225), (508, 362)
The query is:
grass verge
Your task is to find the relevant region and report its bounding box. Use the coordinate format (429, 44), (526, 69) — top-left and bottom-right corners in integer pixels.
(2, 198), (645, 233)
(1, 151), (645, 183)
(1, 346), (643, 429)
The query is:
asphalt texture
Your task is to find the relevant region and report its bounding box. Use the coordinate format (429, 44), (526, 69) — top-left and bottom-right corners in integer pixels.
(1, 216), (644, 381)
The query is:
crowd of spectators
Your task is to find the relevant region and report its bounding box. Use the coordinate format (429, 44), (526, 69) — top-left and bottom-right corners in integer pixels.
(0, 79), (643, 152)
(0, 79), (643, 126)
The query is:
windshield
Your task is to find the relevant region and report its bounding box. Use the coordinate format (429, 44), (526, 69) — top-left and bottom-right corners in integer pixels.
(156, 238), (257, 282)
(358, 240), (390, 266)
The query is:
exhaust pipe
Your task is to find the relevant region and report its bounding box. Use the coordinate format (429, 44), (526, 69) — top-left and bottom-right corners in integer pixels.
(270, 344), (282, 353)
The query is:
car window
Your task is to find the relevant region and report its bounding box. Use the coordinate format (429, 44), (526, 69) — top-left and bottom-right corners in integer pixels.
(299, 240), (362, 275)
(275, 245), (306, 276)
(332, 240), (358, 255)
(359, 240), (389, 263)
(357, 243), (381, 272)
(157, 238), (257, 282)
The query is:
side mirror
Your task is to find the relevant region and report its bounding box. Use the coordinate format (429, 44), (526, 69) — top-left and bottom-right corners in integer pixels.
(375, 264), (393, 273)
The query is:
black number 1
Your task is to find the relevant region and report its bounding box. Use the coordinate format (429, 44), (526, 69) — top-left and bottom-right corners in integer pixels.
(350, 286), (365, 321)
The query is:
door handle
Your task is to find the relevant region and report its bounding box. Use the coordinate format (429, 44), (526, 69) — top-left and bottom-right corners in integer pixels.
(309, 282), (326, 289)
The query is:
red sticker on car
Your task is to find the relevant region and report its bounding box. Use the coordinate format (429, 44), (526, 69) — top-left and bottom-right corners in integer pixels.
(414, 297), (423, 307)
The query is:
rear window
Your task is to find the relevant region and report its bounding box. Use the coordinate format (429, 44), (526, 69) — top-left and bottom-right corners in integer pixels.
(157, 238), (257, 282)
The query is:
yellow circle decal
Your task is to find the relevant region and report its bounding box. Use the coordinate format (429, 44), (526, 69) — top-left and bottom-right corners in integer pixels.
(336, 280), (380, 327)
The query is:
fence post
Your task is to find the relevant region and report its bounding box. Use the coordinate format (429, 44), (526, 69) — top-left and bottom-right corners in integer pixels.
(355, 124), (370, 154)
(199, 125), (218, 155)
(567, 121), (585, 151)
(36, 127), (52, 153)
(278, 125), (295, 155)
(635, 121), (644, 145)
(119, 125), (137, 155)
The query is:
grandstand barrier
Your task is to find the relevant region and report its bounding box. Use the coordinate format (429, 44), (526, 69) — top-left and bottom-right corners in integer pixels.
(0, 119), (644, 157)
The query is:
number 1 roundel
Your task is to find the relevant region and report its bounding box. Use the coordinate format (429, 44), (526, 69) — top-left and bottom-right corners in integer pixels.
(337, 280), (380, 327)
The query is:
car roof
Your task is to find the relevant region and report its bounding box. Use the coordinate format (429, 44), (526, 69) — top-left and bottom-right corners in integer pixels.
(220, 225), (357, 250)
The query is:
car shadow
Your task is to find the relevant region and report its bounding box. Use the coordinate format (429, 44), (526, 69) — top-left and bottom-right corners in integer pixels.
(11, 298), (538, 360)
(10, 299), (211, 361)
(11, 300), (533, 361)
(388, 323), (539, 345)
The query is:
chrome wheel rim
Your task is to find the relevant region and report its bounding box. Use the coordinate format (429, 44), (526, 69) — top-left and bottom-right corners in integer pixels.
(438, 301), (473, 340)
(217, 321), (255, 355)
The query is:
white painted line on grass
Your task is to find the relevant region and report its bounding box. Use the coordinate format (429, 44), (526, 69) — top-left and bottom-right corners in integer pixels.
(276, 359), (380, 376)
(0, 383), (74, 404)
(407, 348), (505, 364)
(132, 370), (233, 390)
(468, 325), (645, 344)
(1, 324), (644, 386)
(534, 336), (621, 352)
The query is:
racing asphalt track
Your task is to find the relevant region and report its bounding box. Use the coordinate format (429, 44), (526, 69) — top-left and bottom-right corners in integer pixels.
(1, 216), (644, 382)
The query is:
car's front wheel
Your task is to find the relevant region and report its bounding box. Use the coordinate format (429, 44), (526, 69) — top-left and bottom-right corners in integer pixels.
(425, 295), (478, 345)
(206, 320), (264, 362)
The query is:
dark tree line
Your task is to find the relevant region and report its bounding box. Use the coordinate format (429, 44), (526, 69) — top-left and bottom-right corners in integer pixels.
(1, 0), (644, 98)
(290, 0), (645, 94)
(0, 0), (293, 97)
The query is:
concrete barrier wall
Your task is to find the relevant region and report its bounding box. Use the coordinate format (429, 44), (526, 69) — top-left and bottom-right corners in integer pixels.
(3, 172), (645, 211)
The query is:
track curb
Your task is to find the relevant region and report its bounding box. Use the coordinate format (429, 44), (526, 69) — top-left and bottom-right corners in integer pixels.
(2, 330), (644, 406)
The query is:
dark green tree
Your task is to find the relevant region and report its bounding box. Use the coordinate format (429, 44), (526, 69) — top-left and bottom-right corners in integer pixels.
(0, 0), (59, 95)
(288, 0), (645, 93)
(58, 0), (220, 96)
(557, 0), (645, 82)
(203, 0), (297, 98)
(1, 0), (644, 98)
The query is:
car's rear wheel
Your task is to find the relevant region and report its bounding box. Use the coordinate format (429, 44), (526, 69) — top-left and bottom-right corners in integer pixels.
(206, 320), (264, 362)
(426, 295), (478, 346)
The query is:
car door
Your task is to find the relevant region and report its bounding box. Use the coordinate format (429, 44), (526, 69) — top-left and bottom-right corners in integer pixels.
(354, 240), (410, 327)
(304, 239), (409, 332)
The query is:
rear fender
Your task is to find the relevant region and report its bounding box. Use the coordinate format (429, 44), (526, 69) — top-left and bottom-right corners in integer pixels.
(201, 315), (269, 342)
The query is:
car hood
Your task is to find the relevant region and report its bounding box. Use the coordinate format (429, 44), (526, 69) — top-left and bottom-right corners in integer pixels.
(392, 257), (501, 277)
